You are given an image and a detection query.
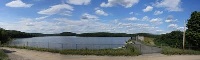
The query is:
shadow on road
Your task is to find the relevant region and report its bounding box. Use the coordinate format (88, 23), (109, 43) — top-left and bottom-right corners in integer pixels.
(2, 49), (16, 53)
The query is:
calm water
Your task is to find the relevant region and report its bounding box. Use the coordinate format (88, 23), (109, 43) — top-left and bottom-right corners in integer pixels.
(9, 36), (130, 49)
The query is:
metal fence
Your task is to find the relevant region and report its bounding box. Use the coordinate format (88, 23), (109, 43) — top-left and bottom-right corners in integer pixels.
(9, 41), (163, 54)
(9, 42), (129, 50)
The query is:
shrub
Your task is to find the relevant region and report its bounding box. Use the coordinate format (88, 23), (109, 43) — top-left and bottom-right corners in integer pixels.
(0, 49), (8, 60)
(161, 46), (200, 55)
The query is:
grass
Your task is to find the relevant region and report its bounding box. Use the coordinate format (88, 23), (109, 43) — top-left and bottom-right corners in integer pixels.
(139, 37), (155, 46)
(0, 49), (8, 60)
(3, 45), (141, 56)
(161, 46), (200, 55)
(144, 37), (155, 46)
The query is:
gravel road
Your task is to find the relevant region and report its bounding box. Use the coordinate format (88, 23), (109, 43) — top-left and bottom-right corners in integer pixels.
(1, 47), (200, 60)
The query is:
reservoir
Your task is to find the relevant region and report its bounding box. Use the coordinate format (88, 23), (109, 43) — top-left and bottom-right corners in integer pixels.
(9, 36), (130, 49)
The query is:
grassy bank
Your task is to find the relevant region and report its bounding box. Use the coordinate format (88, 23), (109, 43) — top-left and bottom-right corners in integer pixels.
(161, 46), (200, 55)
(3, 45), (141, 56)
(0, 49), (8, 60)
(143, 37), (155, 46)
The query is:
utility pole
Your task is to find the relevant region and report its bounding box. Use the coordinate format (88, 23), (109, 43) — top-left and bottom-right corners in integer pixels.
(183, 20), (186, 49)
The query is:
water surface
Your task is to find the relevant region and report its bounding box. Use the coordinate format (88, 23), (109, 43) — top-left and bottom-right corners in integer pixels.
(10, 36), (130, 49)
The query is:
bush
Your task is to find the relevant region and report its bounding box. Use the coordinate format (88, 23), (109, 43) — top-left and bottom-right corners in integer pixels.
(0, 49), (8, 60)
(154, 31), (183, 48)
(161, 46), (200, 55)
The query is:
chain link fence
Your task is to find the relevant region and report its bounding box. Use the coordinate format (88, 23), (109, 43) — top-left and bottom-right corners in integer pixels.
(9, 41), (131, 50)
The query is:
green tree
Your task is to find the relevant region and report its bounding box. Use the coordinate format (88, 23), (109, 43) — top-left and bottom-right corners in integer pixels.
(154, 31), (183, 48)
(186, 11), (200, 48)
(0, 28), (10, 43)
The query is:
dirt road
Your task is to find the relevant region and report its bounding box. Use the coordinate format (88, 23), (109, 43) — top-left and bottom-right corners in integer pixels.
(2, 47), (200, 60)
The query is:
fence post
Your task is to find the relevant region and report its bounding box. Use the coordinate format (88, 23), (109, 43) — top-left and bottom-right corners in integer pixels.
(48, 42), (49, 49)
(61, 43), (63, 50)
(26, 42), (28, 47)
(76, 44), (77, 49)
(37, 42), (38, 48)
(92, 44), (94, 49)
(139, 44), (141, 53)
(23, 42), (25, 47)
(151, 46), (153, 53)
(13, 43), (15, 46)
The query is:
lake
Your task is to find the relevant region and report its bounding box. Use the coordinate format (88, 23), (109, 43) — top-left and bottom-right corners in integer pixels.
(9, 36), (130, 49)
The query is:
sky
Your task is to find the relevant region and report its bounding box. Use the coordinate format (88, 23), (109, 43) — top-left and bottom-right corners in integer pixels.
(0, 0), (199, 34)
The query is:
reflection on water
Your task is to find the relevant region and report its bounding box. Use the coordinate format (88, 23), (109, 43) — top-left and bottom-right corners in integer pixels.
(9, 36), (130, 49)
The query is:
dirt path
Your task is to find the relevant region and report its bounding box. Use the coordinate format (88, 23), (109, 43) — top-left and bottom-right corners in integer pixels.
(134, 41), (162, 54)
(1, 47), (200, 60)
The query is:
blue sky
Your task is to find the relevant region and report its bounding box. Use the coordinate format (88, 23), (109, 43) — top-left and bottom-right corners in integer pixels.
(0, 0), (199, 34)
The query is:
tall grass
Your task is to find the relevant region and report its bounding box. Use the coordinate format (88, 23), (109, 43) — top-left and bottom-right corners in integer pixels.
(3, 45), (141, 56)
(0, 49), (8, 60)
(162, 46), (200, 55)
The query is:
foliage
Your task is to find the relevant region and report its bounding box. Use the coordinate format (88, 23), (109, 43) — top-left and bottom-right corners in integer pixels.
(162, 46), (200, 55)
(154, 31), (183, 48)
(0, 28), (10, 44)
(142, 37), (155, 46)
(136, 33), (159, 38)
(186, 11), (200, 49)
(60, 32), (76, 36)
(77, 32), (131, 37)
(4, 45), (141, 56)
(0, 28), (36, 44)
(6, 30), (36, 38)
(0, 49), (8, 60)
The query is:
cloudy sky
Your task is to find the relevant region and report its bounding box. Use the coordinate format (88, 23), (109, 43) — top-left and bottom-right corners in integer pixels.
(0, 0), (199, 34)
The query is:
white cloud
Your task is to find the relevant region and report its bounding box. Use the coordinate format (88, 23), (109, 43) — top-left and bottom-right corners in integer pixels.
(165, 19), (177, 23)
(168, 24), (178, 28)
(67, 0), (91, 5)
(126, 17), (139, 21)
(100, 0), (139, 8)
(35, 16), (49, 20)
(81, 13), (99, 20)
(95, 8), (108, 16)
(142, 16), (149, 21)
(155, 0), (182, 11)
(154, 11), (163, 15)
(150, 18), (163, 25)
(156, 30), (165, 34)
(165, 15), (178, 23)
(5, 0), (33, 8)
(0, 17), (165, 34)
(37, 4), (73, 15)
(143, 6), (153, 12)
(0, 18), (63, 34)
(129, 12), (133, 15)
(177, 27), (185, 31)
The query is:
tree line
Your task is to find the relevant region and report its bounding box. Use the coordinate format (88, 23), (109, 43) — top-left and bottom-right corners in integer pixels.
(0, 28), (159, 44)
(154, 11), (200, 50)
(0, 28), (36, 43)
